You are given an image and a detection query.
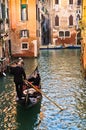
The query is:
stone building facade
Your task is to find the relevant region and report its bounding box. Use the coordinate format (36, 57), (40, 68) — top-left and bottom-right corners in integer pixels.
(52, 0), (82, 47)
(37, 0), (82, 47)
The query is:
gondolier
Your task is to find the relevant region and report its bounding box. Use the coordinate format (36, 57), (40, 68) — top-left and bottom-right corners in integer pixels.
(9, 60), (42, 108)
(10, 61), (26, 100)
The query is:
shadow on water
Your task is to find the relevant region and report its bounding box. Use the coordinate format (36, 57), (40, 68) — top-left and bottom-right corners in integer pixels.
(16, 102), (41, 130)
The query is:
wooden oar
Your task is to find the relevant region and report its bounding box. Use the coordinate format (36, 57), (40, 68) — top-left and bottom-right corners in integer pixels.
(24, 80), (64, 111)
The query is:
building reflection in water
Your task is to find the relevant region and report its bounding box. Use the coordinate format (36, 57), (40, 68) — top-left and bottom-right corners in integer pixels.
(16, 101), (42, 130)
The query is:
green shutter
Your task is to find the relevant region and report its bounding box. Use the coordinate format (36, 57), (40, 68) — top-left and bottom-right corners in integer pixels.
(21, 4), (26, 9)
(1, 4), (5, 19)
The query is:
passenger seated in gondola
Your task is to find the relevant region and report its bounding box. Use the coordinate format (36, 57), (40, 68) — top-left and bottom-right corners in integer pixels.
(28, 73), (41, 89)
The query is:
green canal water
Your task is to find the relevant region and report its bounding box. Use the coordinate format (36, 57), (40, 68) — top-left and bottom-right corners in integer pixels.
(0, 49), (86, 130)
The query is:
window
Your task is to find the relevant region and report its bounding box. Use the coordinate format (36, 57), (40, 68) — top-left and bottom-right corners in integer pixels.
(55, 0), (59, 4)
(69, 15), (73, 26)
(41, 0), (45, 2)
(77, 0), (81, 5)
(76, 14), (80, 20)
(55, 15), (59, 26)
(59, 31), (70, 37)
(21, 42), (28, 50)
(21, 0), (28, 21)
(69, 0), (73, 4)
(20, 30), (29, 37)
(65, 31), (70, 37)
(59, 31), (64, 37)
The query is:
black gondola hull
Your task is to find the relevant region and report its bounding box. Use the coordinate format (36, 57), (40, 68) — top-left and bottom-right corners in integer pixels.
(16, 66), (42, 108)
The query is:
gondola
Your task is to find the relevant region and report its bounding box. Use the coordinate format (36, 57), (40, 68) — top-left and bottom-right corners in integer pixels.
(17, 66), (42, 108)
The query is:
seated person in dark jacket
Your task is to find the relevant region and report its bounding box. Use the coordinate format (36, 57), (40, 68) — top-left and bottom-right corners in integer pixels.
(10, 62), (26, 100)
(28, 73), (41, 88)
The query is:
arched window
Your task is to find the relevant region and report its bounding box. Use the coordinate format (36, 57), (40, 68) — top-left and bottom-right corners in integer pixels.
(55, 0), (59, 4)
(69, 15), (73, 26)
(59, 31), (64, 37)
(77, 14), (80, 20)
(77, 0), (81, 5)
(65, 31), (70, 37)
(69, 0), (73, 4)
(55, 15), (59, 26)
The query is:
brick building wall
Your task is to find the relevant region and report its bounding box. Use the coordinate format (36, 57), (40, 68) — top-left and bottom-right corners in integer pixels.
(8, 0), (38, 57)
(80, 0), (86, 76)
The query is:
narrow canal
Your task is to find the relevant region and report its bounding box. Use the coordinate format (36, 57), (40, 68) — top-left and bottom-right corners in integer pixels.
(0, 49), (86, 130)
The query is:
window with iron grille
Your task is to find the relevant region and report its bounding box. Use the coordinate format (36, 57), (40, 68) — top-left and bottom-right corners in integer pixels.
(20, 30), (29, 37)
(21, 42), (28, 50)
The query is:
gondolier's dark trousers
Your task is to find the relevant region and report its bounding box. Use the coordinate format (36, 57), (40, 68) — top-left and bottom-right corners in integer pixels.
(15, 82), (23, 99)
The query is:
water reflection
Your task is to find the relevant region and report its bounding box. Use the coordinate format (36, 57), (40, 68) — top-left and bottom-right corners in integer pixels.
(0, 49), (86, 130)
(75, 81), (86, 126)
(0, 78), (17, 130)
(16, 103), (41, 130)
(37, 49), (86, 130)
